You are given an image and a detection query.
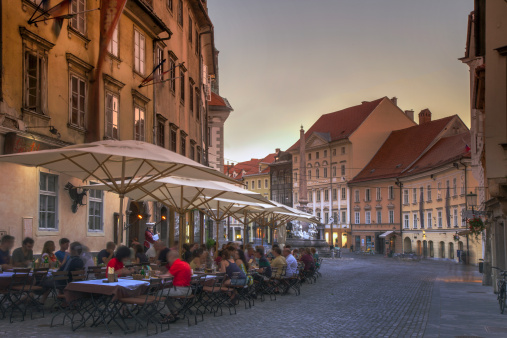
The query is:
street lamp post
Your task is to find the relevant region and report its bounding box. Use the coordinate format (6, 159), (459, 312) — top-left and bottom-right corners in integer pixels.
(465, 191), (478, 265)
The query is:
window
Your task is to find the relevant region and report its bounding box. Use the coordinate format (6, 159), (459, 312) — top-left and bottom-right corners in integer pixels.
(453, 208), (458, 227)
(134, 106), (145, 141)
(294, 172), (297, 182)
(134, 30), (146, 74)
(354, 190), (360, 203)
(195, 29), (199, 54)
(264, 179), (268, 188)
(308, 153), (311, 161)
(341, 188), (346, 200)
(39, 172), (58, 230)
(325, 213), (329, 224)
(170, 127), (177, 151)
(189, 83), (194, 113)
(70, 75), (86, 128)
(24, 49), (47, 114)
(365, 211), (371, 224)
(377, 210), (382, 224)
(461, 207), (466, 227)
(388, 186), (394, 200)
(316, 190), (321, 202)
(316, 152), (320, 159)
(333, 212), (338, 223)
(376, 188), (381, 201)
(317, 212), (321, 221)
(323, 168), (328, 178)
(365, 189), (370, 202)
(355, 212), (360, 224)
(294, 193), (298, 203)
(427, 211), (432, 228)
(437, 182), (442, 200)
(324, 190), (329, 202)
(324, 150), (327, 158)
(389, 210), (394, 224)
(177, 0), (183, 26)
(195, 91), (200, 120)
(252, 181), (255, 190)
(155, 47), (164, 79)
(332, 149), (336, 156)
(88, 189), (103, 232)
(413, 188), (417, 204)
(427, 185), (432, 201)
(403, 189), (409, 204)
(438, 210), (443, 228)
(258, 180), (261, 189)
(167, 0), (173, 12)
(413, 213), (418, 229)
(316, 168), (319, 179)
(189, 143), (195, 161)
(169, 58), (176, 93)
(108, 26), (119, 57)
(180, 132), (186, 156)
(180, 69), (185, 103)
(157, 119), (165, 147)
(308, 170), (311, 180)
(70, 0), (86, 34)
(105, 92), (119, 139)
(308, 192), (312, 202)
(460, 175), (465, 195)
(341, 147), (345, 154)
(453, 178), (457, 196)
(404, 214), (409, 229)
(333, 189), (337, 200)
(332, 166), (337, 177)
(341, 164), (346, 176)
(342, 211), (346, 224)
(188, 16), (192, 42)
(245, 181), (248, 190)
(420, 187), (424, 202)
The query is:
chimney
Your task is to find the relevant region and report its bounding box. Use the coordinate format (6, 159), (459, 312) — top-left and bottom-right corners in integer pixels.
(404, 109), (414, 121)
(275, 148), (280, 154)
(418, 109), (432, 125)
(390, 97), (398, 106)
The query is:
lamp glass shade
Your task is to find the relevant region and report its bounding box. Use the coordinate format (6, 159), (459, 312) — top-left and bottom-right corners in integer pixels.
(466, 192), (477, 208)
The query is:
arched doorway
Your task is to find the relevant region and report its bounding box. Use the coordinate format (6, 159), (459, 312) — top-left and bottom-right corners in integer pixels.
(458, 241), (464, 251)
(404, 237), (412, 253)
(448, 242), (454, 259)
(416, 240), (422, 256)
(429, 241), (434, 257)
(423, 240), (428, 258)
(440, 241), (445, 259)
(128, 201), (141, 244)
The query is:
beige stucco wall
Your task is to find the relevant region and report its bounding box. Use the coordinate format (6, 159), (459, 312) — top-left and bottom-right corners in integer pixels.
(0, 162), (120, 253)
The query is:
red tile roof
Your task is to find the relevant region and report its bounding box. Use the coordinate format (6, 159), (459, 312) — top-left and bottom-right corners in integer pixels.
(403, 132), (471, 177)
(224, 153), (277, 180)
(350, 116), (457, 183)
(288, 97), (386, 151)
(209, 92), (227, 107)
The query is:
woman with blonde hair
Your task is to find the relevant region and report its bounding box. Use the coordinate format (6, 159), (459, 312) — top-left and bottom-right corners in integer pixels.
(41, 240), (57, 266)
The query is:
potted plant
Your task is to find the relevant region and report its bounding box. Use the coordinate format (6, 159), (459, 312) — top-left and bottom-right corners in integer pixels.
(467, 217), (485, 239)
(453, 234), (460, 242)
(206, 238), (216, 250)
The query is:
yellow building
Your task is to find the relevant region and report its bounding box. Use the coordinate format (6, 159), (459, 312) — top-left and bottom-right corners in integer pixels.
(0, 0), (221, 252)
(288, 97), (416, 247)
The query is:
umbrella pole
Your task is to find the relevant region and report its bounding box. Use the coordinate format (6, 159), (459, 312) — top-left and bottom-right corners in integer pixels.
(179, 212), (185, 258)
(118, 195), (124, 245)
(216, 219), (219, 253)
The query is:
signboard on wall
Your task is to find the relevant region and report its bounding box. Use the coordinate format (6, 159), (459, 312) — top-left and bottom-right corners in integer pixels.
(4, 132), (55, 154)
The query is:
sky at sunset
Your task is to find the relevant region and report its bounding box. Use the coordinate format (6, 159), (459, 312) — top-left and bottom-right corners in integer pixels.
(208, 0), (473, 164)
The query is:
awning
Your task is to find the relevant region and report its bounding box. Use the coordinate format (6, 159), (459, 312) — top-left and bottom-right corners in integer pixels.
(379, 231), (394, 238)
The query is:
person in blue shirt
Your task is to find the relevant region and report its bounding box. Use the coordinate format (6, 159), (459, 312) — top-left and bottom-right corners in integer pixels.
(55, 238), (70, 264)
(0, 235), (15, 270)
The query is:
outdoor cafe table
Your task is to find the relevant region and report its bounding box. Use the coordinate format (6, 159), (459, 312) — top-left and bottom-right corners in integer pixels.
(64, 278), (150, 333)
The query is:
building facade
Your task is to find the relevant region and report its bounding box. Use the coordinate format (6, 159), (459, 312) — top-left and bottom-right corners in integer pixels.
(288, 97), (416, 247)
(208, 92), (233, 172)
(0, 0), (224, 252)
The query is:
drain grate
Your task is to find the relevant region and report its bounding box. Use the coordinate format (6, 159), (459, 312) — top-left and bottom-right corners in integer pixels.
(485, 326), (507, 333)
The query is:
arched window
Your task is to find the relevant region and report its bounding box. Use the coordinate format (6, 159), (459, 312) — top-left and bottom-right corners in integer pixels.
(316, 168), (320, 179)
(440, 241), (445, 258)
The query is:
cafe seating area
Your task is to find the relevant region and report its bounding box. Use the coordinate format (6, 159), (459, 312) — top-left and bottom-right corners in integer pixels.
(0, 259), (324, 336)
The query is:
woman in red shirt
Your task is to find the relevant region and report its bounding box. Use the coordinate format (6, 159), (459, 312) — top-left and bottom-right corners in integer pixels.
(106, 246), (134, 277)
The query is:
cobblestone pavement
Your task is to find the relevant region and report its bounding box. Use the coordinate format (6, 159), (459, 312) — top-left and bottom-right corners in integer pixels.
(1, 254), (506, 337)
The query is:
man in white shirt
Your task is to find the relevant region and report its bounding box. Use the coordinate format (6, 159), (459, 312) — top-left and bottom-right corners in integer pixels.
(283, 248), (298, 277)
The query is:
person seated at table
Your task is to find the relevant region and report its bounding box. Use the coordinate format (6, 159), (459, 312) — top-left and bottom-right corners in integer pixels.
(134, 244), (149, 265)
(189, 248), (204, 270)
(0, 234), (15, 270)
(97, 242), (116, 265)
(267, 244), (280, 261)
(156, 241), (170, 266)
(106, 246), (134, 277)
(245, 245), (255, 266)
(81, 245), (95, 271)
(311, 247), (320, 268)
(292, 248), (300, 260)
(253, 247), (271, 281)
(220, 247), (246, 285)
(41, 240), (57, 267)
(270, 247), (287, 278)
(55, 238), (70, 265)
(160, 249), (192, 323)
(191, 243), (200, 255)
(182, 243), (192, 263)
(283, 248), (298, 277)
(12, 237), (34, 267)
(235, 249), (253, 286)
(300, 248), (315, 271)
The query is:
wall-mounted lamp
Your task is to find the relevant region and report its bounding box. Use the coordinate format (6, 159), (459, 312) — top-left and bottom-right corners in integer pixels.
(26, 125), (61, 138)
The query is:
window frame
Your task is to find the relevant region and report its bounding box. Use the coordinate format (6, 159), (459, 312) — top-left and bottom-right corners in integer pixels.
(107, 25), (119, 57)
(377, 210), (382, 224)
(105, 91), (120, 140)
(355, 212), (360, 224)
(69, 73), (87, 128)
(39, 172), (59, 231)
(134, 29), (146, 75)
(365, 211), (371, 224)
(70, 0), (87, 35)
(88, 188), (104, 232)
(389, 210), (394, 224)
(134, 105), (146, 141)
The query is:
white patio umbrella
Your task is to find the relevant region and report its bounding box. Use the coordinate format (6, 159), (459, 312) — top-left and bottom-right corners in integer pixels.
(83, 176), (274, 250)
(0, 140), (237, 243)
